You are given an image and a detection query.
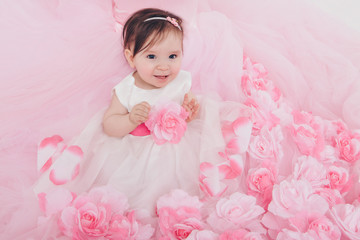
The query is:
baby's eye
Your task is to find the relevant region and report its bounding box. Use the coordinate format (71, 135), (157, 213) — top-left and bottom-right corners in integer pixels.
(147, 54), (156, 59)
(169, 54), (177, 59)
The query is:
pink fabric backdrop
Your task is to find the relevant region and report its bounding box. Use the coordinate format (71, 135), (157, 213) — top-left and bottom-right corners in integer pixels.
(1, 0), (360, 238)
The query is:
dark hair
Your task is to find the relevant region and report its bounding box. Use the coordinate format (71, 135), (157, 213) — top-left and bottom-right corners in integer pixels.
(122, 8), (183, 56)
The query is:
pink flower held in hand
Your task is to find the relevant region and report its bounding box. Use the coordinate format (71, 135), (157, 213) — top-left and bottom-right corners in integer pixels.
(145, 102), (189, 145)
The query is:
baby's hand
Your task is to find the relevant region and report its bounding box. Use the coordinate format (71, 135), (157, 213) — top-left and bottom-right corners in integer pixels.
(182, 93), (200, 122)
(129, 101), (151, 125)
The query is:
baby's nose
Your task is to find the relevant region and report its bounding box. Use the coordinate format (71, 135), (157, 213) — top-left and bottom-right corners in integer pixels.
(157, 61), (169, 70)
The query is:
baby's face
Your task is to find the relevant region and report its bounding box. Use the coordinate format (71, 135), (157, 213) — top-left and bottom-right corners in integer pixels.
(130, 31), (183, 89)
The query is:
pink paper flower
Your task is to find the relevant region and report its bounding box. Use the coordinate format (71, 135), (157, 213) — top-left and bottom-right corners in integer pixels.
(207, 192), (265, 233)
(247, 167), (275, 194)
(186, 230), (218, 240)
(245, 94), (280, 134)
(261, 212), (290, 238)
(326, 165), (351, 193)
(291, 111), (325, 158)
(156, 189), (204, 239)
(319, 145), (339, 164)
(322, 120), (347, 142)
(145, 102), (188, 145)
(247, 167), (275, 207)
(220, 229), (264, 240)
(293, 156), (328, 188)
(335, 130), (360, 163)
(285, 212), (341, 239)
(313, 188), (344, 207)
(276, 229), (315, 240)
(268, 179), (329, 218)
(307, 216), (341, 240)
(248, 126), (283, 162)
(58, 186), (153, 239)
(330, 203), (360, 240)
(220, 229), (249, 240)
(242, 232), (265, 240)
(108, 210), (154, 240)
(172, 218), (205, 239)
(241, 56), (281, 102)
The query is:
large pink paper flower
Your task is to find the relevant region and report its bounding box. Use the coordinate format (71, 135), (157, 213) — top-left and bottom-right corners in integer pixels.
(207, 192), (265, 233)
(285, 212), (341, 240)
(307, 216), (341, 240)
(108, 210), (154, 240)
(156, 189), (204, 239)
(145, 102), (189, 145)
(268, 179), (329, 218)
(293, 156), (328, 188)
(58, 186), (153, 239)
(330, 203), (360, 240)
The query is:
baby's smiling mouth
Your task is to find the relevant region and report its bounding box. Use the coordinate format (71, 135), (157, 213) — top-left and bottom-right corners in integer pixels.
(154, 75), (169, 80)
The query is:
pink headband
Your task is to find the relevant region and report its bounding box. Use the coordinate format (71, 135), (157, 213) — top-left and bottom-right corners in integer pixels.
(144, 16), (182, 31)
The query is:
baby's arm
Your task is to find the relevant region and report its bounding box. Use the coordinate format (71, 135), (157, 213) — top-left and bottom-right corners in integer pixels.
(102, 94), (150, 137)
(182, 92), (200, 122)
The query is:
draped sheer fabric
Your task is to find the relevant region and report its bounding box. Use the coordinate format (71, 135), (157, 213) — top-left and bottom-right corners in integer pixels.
(1, 0), (360, 238)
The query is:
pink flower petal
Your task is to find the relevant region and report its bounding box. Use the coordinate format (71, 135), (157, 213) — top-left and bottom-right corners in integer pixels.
(49, 145), (83, 185)
(37, 135), (64, 173)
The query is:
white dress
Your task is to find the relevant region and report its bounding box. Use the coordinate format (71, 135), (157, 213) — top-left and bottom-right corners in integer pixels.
(34, 70), (249, 214)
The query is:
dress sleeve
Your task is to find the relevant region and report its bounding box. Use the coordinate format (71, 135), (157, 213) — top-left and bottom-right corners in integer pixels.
(112, 75), (131, 111)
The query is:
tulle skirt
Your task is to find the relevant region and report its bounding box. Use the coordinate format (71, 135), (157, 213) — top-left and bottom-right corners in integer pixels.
(33, 96), (249, 213)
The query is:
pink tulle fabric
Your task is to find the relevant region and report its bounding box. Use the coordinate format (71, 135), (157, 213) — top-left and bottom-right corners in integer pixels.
(1, 0), (360, 239)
